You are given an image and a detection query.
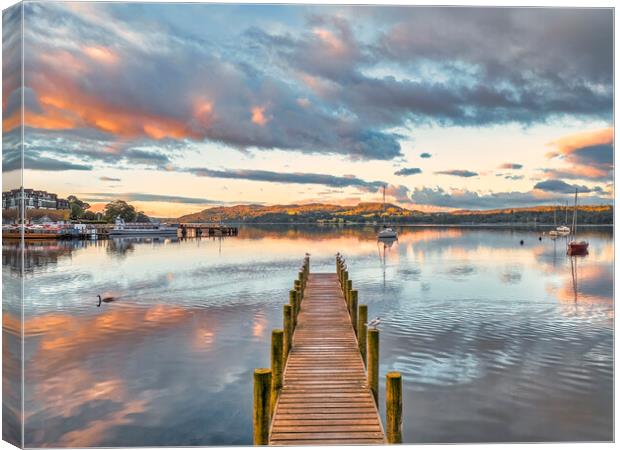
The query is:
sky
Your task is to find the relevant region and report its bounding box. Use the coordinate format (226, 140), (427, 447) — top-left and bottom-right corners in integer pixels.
(2, 3), (614, 217)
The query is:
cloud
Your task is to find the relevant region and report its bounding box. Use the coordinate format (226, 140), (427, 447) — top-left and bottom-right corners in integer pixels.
(99, 176), (121, 182)
(498, 163), (523, 169)
(419, 152), (432, 158)
(184, 167), (385, 191)
(435, 169), (478, 178)
(9, 4), (611, 172)
(384, 184), (411, 203)
(15, 3), (403, 161)
(83, 193), (228, 205)
(411, 186), (609, 210)
(533, 179), (602, 194)
(2, 132), (93, 172)
(545, 128), (613, 181)
(394, 167), (422, 176)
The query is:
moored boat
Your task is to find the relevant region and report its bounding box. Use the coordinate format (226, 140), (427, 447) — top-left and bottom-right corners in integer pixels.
(109, 217), (178, 237)
(378, 227), (398, 239)
(556, 226), (571, 236)
(567, 188), (588, 256)
(377, 185), (398, 240)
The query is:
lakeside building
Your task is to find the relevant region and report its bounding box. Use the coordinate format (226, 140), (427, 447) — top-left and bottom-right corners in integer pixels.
(2, 189), (70, 210)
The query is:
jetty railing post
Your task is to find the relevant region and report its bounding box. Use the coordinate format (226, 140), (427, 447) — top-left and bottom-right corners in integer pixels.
(358, 305), (368, 365)
(270, 330), (284, 416)
(350, 290), (358, 336)
(298, 270), (305, 292)
(295, 279), (302, 302)
(386, 372), (403, 444)
(253, 368), (272, 445)
(368, 328), (379, 404)
(289, 290), (297, 328)
(283, 304), (292, 360)
(346, 279), (353, 311)
(294, 282), (302, 316)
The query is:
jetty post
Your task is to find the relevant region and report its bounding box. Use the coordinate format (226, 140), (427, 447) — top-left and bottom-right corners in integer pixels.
(253, 368), (272, 445)
(289, 290), (297, 327)
(283, 304), (292, 360)
(386, 372), (403, 444)
(270, 330), (284, 416)
(368, 328), (379, 404)
(346, 279), (353, 311)
(350, 290), (358, 335)
(358, 304), (368, 365)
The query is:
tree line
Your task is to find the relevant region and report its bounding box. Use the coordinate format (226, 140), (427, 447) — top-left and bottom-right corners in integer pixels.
(68, 197), (150, 223)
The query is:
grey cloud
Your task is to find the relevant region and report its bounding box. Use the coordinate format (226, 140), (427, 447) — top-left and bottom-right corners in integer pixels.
(22, 3), (402, 161)
(83, 192), (227, 205)
(533, 179), (602, 194)
(411, 186), (609, 210)
(185, 167), (385, 191)
(435, 169), (478, 177)
(420, 152), (432, 158)
(2, 131), (93, 172)
(100, 176), (121, 182)
(18, 4), (611, 169)
(394, 167), (422, 176)
(499, 163), (523, 169)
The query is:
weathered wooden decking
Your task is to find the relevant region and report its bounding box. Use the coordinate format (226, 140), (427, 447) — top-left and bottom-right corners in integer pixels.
(269, 273), (386, 445)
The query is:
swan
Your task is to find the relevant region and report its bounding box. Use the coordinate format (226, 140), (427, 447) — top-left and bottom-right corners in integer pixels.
(97, 295), (115, 307)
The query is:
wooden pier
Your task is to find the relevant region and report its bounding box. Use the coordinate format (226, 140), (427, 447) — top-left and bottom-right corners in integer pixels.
(253, 255), (402, 446)
(269, 272), (385, 445)
(178, 224), (238, 237)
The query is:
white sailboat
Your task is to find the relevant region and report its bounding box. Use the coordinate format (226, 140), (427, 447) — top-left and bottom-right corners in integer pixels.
(548, 208), (559, 237)
(557, 201), (571, 235)
(378, 185), (397, 239)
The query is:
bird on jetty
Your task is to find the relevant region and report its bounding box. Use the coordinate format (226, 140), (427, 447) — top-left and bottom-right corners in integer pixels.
(97, 295), (116, 307)
(366, 317), (381, 329)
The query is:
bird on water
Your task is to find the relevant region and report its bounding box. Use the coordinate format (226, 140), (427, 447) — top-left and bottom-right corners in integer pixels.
(96, 295), (116, 307)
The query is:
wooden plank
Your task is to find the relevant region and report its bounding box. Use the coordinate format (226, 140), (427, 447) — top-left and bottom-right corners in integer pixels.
(268, 273), (386, 445)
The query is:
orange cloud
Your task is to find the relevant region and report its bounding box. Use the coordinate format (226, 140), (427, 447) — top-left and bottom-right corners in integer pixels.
(548, 127), (613, 156)
(83, 46), (119, 65)
(4, 55), (201, 140)
(251, 106), (269, 126)
(313, 28), (346, 54)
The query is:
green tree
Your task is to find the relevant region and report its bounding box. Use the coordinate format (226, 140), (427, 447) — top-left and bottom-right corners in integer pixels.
(103, 200), (138, 223)
(82, 210), (97, 221)
(135, 211), (150, 223)
(67, 195), (90, 220)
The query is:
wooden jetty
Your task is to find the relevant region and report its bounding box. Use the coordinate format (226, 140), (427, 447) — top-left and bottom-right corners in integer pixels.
(253, 255), (403, 446)
(178, 223), (238, 237)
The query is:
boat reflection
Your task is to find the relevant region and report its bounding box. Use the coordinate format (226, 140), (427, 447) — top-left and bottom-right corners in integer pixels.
(378, 236), (398, 286)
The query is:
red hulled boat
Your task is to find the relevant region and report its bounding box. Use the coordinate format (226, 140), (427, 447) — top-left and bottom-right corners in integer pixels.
(567, 188), (588, 256)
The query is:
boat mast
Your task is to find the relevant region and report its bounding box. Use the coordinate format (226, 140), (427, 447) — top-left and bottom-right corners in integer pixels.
(382, 185), (386, 210)
(572, 188), (578, 239)
(382, 185), (386, 224)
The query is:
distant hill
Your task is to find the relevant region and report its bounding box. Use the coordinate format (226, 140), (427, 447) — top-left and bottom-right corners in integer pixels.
(177, 202), (420, 223)
(176, 202), (613, 225)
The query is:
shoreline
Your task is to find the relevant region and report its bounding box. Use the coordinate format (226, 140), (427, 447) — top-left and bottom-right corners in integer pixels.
(198, 222), (614, 228)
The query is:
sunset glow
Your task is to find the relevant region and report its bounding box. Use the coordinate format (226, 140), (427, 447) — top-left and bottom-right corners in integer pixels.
(2, 4), (613, 217)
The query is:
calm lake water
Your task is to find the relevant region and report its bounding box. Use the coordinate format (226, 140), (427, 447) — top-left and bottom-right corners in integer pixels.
(2, 225), (614, 446)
